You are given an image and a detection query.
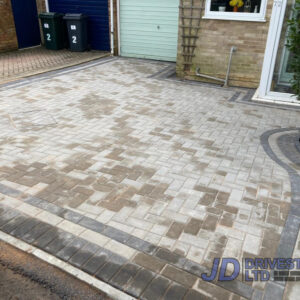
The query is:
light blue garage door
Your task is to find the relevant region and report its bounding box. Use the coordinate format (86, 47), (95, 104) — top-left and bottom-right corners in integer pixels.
(119, 0), (179, 62)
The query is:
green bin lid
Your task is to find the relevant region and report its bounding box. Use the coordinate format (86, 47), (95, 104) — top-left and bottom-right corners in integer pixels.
(39, 12), (64, 19)
(63, 13), (88, 20)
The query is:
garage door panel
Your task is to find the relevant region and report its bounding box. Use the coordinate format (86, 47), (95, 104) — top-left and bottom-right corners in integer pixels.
(122, 41), (177, 51)
(121, 8), (178, 14)
(121, 12), (178, 22)
(121, 35), (178, 44)
(121, 0), (177, 7)
(120, 0), (179, 62)
(121, 27), (178, 35)
(121, 19), (178, 26)
(121, 50), (176, 61)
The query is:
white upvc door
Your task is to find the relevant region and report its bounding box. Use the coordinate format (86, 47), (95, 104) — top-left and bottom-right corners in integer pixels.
(258, 0), (298, 103)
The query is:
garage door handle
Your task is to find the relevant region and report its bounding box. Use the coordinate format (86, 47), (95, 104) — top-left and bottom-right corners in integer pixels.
(157, 25), (160, 29)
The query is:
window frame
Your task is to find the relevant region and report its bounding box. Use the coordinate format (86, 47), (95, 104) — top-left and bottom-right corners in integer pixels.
(203, 0), (268, 22)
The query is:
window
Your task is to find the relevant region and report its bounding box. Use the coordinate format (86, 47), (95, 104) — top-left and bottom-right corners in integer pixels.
(204, 0), (267, 21)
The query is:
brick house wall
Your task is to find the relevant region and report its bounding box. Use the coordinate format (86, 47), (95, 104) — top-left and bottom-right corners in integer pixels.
(176, 0), (273, 88)
(0, 0), (18, 52)
(36, 0), (46, 13)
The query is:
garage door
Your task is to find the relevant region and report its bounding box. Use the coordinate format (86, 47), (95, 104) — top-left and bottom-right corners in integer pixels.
(49, 0), (110, 51)
(11, 0), (41, 48)
(119, 0), (179, 62)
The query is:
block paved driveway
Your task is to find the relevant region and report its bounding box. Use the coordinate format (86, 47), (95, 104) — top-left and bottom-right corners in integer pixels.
(0, 46), (109, 85)
(0, 57), (299, 300)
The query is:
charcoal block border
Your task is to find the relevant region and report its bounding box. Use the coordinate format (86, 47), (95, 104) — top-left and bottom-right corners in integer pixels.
(260, 128), (300, 300)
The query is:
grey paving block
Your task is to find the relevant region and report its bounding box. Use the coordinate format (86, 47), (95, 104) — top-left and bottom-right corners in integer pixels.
(163, 283), (188, 300)
(290, 202), (300, 218)
(0, 209), (20, 227)
(263, 282), (285, 300)
(68, 242), (100, 268)
(60, 209), (83, 224)
(228, 92), (241, 102)
(126, 236), (157, 255)
(95, 254), (127, 283)
(184, 289), (205, 300)
(162, 265), (197, 288)
(21, 222), (52, 244)
(0, 183), (21, 197)
(126, 268), (155, 298)
(276, 214), (300, 258)
(10, 218), (40, 238)
(44, 231), (75, 255)
(110, 263), (140, 290)
(251, 289), (263, 300)
(1, 215), (28, 234)
(56, 237), (87, 262)
(37, 201), (65, 216)
(141, 275), (171, 300)
(81, 249), (109, 275)
(33, 228), (60, 249)
(102, 226), (131, 244)
(78, 217), (106, 233)
(24, 196), (43, 207)
(183, 260), (208, 277)
(216, 280), (253, 300)
(0, 205), (5, 215)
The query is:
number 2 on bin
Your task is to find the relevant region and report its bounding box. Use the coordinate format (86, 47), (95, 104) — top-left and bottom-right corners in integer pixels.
(46, 33), (51, 41)
(72, 36), (77, 44)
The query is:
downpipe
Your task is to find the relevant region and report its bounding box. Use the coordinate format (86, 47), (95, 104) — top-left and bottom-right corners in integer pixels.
(110, 0), (114, 55)
(45, 0), (49, 12)
(195, 46), (237, 87)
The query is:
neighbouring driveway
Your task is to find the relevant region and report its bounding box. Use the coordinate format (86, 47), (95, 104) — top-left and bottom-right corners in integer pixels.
(0, 57), (299, 300)
(0, 46), (109, 85)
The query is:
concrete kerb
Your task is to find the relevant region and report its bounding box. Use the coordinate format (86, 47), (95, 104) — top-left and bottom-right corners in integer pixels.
(0, 230), (136, 300)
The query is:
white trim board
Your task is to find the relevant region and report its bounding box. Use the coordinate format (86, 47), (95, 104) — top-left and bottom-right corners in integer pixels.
(204, 0), (267, 22)
(253, 89), (300, 106)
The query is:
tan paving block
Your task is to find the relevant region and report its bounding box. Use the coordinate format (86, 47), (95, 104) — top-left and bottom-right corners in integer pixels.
(162, 265), (197, 288)
(57, 220), (86, 236)
(35, 210), (63, 226)
(133, 252), (166, 273)
(79, 229), (110, 247)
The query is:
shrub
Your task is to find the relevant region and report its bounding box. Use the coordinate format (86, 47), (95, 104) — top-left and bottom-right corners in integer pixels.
(287, 0), (300, 100)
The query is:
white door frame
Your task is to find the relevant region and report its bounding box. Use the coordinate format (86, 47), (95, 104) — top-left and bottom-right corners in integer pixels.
(45, 0), (49, 12)
(258, 0), (298, 103)
(117, 0), (121, 55)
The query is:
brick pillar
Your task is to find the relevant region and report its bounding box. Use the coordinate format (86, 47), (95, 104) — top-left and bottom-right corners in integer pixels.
(36, 0), (47, 45)
(0, 0), (18, 52)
